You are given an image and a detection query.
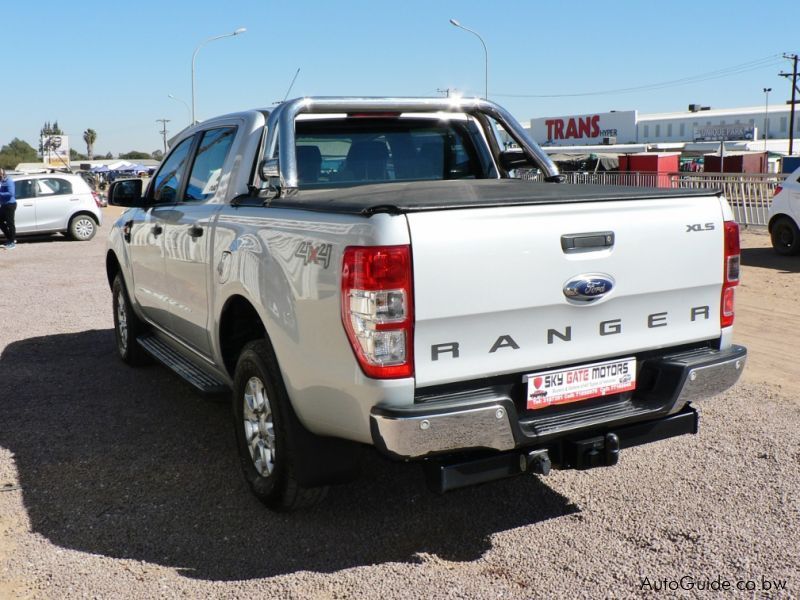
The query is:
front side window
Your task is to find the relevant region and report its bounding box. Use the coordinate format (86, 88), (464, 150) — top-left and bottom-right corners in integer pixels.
(15, 179), (36, 200)
(184, 127), (236, 202)
(151, 136), (194, 203)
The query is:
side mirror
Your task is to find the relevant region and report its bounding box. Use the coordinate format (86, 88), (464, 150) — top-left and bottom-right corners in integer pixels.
(108, 178), (145, 207)
(499, 149), (535, 172)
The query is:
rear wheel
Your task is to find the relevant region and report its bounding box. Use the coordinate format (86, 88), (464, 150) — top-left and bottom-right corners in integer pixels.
(232, 339), (327, 511)
(112, 274), (151, 365)
(68, 215), (97, 241)
(771, 216), (800, 256)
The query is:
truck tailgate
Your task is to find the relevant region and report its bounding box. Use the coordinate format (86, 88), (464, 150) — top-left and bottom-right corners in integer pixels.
(409, 195), (725, 387)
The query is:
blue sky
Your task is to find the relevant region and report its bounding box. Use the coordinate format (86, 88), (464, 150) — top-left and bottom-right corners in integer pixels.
(2, 0), (798, 156)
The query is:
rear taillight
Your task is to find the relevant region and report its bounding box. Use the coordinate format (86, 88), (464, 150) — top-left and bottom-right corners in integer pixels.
(341, 245), (413, 379)
(91, 191), (102, 208)
(773, 185), (783, 197)
(721, 220), (740, 328)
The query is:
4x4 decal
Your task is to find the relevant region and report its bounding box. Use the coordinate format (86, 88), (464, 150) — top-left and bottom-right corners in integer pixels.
(294, 241), (333, 268)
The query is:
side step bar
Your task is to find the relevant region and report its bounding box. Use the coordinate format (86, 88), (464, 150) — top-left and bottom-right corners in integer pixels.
(137, 334), (229, 395)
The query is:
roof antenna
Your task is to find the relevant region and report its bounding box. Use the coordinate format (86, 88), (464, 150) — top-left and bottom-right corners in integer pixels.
(283, 68), (301, 101)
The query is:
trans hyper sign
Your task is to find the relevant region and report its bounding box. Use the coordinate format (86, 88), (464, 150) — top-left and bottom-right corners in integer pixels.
(529, 111), (637, 146)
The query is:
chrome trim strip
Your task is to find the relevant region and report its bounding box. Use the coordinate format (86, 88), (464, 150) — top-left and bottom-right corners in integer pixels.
(371, 404), (516, 458)
(263, 96), (560, 193)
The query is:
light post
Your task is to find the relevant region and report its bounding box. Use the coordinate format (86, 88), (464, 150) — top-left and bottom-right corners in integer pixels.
(168, 94), (192, 126)
(763, 87), (772, 151)
(191, 27), (246, 124)
(449, 19), (488, 100)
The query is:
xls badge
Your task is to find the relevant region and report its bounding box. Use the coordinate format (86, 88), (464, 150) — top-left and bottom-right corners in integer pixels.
(295, 241), (332, 269)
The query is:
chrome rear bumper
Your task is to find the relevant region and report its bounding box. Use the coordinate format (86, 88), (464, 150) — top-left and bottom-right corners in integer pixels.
(370, 345), (747, 459)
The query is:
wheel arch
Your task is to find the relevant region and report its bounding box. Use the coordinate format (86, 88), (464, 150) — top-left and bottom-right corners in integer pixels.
(68, 210), (99, 225)
(106, 250), (122, 290)
(768, 213), (796, 233)
(218, 294), (268, 378)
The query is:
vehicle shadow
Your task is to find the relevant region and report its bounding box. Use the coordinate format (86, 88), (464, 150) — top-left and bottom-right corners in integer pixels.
(0, 330), (578, 582)
(741, 247), (800, 273)
(2, 234), (72, 244)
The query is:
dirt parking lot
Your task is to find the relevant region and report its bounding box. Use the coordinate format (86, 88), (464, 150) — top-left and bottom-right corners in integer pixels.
(0, 213), (798, 599)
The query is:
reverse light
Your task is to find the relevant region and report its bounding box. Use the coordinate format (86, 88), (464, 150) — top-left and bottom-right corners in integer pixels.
(721, 220), (740, 328)
(341, 245), (414, 379)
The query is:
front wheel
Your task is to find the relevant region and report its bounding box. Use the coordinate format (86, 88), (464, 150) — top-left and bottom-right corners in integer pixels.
(232, 340), (327, 511)
(771, 216), (800, 256)
(112, 274), (151, 365)
(68, 215), (97, 241)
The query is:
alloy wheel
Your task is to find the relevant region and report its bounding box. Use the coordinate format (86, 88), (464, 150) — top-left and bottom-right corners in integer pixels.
(243, 376), (276, 477)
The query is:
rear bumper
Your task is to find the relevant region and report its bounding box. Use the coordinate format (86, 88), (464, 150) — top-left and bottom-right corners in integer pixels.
(370, 344), (746, 459)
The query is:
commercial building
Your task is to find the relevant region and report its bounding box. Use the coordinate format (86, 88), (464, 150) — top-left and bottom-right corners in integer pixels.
(527, 103), (800, 159)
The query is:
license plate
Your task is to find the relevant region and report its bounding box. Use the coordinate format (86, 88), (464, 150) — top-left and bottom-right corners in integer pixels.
(524, 357), (636, 410)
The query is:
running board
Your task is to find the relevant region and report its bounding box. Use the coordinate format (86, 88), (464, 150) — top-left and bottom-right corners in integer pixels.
(137, 334), (229, 395)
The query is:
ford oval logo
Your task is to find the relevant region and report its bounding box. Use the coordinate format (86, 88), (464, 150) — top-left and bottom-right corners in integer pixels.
(563, 274), (615, 302)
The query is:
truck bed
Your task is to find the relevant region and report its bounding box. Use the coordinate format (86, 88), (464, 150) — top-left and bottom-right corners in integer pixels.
(270, 180), (721, 216)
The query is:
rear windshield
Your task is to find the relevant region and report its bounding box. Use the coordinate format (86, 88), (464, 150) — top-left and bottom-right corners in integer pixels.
(294, 117), (493, 188)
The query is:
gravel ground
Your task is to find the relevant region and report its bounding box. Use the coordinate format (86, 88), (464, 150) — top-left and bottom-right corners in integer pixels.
(0, 215), (798, 599)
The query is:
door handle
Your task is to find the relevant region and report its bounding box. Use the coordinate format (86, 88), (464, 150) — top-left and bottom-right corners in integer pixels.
(151, 224), (163, 236)
(70, 198), (80, 202)
(188, 224), (204, 239)
(23, 203), (33, 206)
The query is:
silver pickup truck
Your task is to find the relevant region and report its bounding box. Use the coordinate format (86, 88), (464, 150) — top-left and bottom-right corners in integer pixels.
(105, 97), (746, 511)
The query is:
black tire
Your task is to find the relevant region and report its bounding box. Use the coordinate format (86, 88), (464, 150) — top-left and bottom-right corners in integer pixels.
(771, 216), (800, 256)
(112, 273), (152, 366)
(68, 214), (97, 241)
(232, 339), (327, 511)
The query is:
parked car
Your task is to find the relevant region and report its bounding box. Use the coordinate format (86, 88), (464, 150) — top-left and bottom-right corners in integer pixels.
(5, 173), (103, 242)
(768, 166), (800, 255)
(105, 97), (746, 511)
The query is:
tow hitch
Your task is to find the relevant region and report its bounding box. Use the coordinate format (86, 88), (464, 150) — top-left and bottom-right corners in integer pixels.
(564, 433), (620, 470)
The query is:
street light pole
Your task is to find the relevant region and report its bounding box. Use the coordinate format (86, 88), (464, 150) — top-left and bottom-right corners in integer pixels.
(191, 27), (246, 124)
(763, 87), (772, 151)
(449, 19), (488, 100)
(169, 94), (192, 126)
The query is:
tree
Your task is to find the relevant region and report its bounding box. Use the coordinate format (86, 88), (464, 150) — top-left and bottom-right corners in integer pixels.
(119, 151), (151, 160)
(70, 148), (88, 160)
(0, 138), (39, 169)
(83, 128), (97, 160)
(151, 149), (164, 161)
(104, 152), (113, 159)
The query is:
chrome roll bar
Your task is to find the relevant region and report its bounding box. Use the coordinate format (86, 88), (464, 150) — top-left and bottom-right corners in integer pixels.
(262, 96), (560, 193)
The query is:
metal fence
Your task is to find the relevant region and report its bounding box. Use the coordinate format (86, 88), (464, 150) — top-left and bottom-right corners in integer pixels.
(521, 171), (788, 226)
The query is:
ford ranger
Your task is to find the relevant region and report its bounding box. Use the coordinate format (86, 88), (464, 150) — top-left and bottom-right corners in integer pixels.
(105, 97), (746, 511)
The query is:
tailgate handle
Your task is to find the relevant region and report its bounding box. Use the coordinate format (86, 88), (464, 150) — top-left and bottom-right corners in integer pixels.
(561, 231), (615, 253)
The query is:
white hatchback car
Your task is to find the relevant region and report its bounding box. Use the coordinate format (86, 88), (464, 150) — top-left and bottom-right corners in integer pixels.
(768, 166), (800, 255)
(5, 173), (103, 242)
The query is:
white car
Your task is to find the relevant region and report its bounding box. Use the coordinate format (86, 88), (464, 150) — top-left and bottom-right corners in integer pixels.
(768, 166), (800, 255)
(5, 173), (103, 242)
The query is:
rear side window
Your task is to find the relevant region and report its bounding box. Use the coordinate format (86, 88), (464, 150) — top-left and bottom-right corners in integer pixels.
(152, 136), (194, 203)
(295, 117), (490, 187)
(37, 178), (73, 195)
(184, 127), (236, 202)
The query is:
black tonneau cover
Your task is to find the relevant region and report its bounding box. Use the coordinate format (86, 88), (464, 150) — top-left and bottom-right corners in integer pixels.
(268, 179), (721, 216)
